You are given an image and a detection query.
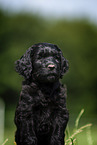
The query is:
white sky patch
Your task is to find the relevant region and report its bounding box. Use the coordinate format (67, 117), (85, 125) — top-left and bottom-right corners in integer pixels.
(0, 0), (97, 21)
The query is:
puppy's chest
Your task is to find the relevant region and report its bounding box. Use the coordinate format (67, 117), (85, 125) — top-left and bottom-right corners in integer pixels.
(33, 99), (58, 135)
(32, 89), (59, 106)
(32, 90), (62, 134)
(32, 91), (60, 119)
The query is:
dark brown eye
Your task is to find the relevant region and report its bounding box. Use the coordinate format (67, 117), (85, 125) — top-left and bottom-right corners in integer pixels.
(37, 55), (42, 59)
(53, 54), (60, 60)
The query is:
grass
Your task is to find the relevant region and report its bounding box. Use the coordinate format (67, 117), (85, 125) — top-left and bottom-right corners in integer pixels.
(65, 109), (93, 145)
(2, 139), (8, 145)
(2, 109), (95, 145)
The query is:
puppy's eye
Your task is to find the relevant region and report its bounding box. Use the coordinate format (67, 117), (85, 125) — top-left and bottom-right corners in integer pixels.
(54, 54), (60, 60)
(37, 56), (42, 59)
(38, 52), (46, 59)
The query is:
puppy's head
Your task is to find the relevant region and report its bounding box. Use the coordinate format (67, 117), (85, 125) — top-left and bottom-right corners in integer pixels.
(15, 43), (69, 83)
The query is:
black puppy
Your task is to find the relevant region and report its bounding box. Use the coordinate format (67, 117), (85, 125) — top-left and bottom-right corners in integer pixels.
(14, 43), (69, 145)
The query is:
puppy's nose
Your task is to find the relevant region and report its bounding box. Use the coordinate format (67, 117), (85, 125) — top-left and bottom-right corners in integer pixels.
(47, 64), (55, 70)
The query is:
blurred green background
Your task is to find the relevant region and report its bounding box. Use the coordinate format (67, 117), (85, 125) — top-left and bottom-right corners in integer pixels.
(0, 2), (97, 144)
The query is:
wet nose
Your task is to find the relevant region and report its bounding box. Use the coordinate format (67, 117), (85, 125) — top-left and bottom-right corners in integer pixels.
(47, 64), (55, 70)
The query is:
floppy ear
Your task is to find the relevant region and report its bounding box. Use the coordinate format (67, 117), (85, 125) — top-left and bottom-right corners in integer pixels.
(54, 44), (69, 78)
(15, 47), (34, 79)
(60, 54), (69, 78)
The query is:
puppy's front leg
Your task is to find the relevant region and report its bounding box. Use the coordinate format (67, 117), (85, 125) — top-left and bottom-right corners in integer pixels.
(15, 101), (37, 145)
(50, 124), (65, 145)
(50, 111), (69, 145)
(15, 121), (37, 145)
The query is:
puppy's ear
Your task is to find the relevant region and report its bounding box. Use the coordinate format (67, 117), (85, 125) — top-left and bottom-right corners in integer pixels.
(15, 47), (34, 79)
(54, 44), (69, 78)
(60, 54), (69, 78)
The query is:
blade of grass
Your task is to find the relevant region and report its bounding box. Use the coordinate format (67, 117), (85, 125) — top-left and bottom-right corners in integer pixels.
(86, 126), (93, 145)
(75, 109), (84, 130)
(66, 123), (92, 143)
(2, 139), (8, 145)
(66, 125), (71, 139)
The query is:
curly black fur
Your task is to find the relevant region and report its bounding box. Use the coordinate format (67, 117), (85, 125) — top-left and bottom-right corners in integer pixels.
(14, 43), (69, 145)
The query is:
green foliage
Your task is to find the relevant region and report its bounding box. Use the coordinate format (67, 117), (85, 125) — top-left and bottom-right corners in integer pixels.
(0, 9), (97, 114)
(65, 109), (93, 145)
(2, 139), (8, 145)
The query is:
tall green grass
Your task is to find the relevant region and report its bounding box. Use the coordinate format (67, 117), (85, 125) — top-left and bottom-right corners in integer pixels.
(2, 139), (8, 145)
(65, 109), (93, 145)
